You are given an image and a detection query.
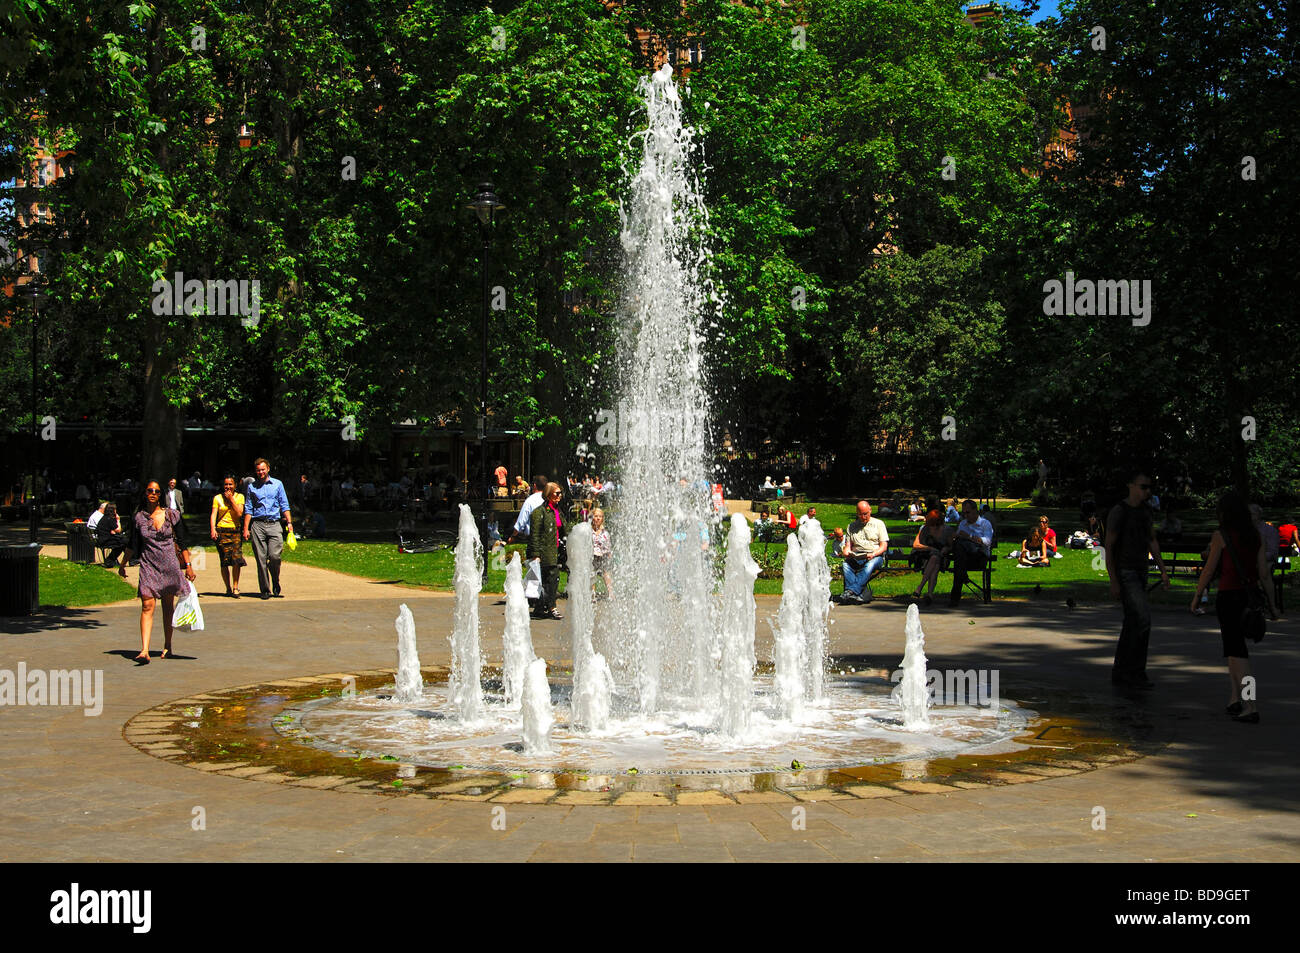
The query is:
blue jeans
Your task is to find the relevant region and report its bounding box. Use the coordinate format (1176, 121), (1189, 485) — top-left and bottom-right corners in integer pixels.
(843, 555), (883, 597)
(1114, 568), (1151, 681)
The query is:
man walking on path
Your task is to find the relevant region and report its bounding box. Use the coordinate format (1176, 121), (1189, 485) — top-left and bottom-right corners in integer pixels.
(242, 457), (294, 599)
(1105, 471), (1169, 688)
(166, 478), (185, 514)
(510, 475), (548, 543)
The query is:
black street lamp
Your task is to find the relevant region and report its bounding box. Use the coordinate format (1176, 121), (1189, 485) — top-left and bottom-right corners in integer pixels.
(24, 274), (46, 544)
(465, 183), (504, 581)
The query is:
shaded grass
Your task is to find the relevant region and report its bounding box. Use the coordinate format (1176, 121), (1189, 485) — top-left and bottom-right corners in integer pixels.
(39, 556), (137, 607)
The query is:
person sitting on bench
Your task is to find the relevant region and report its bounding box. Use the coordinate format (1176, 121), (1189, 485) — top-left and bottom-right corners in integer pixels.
(841, 500), (888, 604)
(910, 509), (953, 604)
(948, 499), (993, 606)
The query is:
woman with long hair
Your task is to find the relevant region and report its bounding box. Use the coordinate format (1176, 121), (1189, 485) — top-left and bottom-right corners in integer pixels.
(1018, 526), (1050, 568)
(120, 480), (197, 663)
(1192, 491), (1273, 723)
(210, 474), (246, 597)
(590, 507), (613, 598)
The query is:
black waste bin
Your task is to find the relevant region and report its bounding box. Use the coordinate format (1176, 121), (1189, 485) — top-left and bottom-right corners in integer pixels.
(65, 522), (95, 564)
(0, 544), (41, 616)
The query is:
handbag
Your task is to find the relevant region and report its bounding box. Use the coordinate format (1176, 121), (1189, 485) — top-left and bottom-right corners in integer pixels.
(524, 558), (543, 600)
(1222, 534), (1268, 643)
(172, 580), (205, 631)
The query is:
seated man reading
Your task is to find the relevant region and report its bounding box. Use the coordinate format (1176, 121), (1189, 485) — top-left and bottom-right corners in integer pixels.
(841, 500), (888, 605)
(948, 499), (993, 606)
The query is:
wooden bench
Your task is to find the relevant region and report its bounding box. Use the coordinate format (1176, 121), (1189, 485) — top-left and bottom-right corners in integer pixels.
(1155, 533), (1289, 611)
(876, 541), (999, 604)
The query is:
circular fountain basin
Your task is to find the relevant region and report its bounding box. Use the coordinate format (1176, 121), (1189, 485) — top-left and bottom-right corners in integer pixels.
(284, 672), (1032, 775)
(122, 664), (1163, 802)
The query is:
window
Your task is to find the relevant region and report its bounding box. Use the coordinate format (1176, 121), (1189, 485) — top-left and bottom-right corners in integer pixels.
(36, 204), (50, 223)
(36, 158), (54, 187)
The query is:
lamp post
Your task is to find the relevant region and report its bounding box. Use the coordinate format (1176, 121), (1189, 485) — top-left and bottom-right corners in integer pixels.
(465, 183), (504, 581)
(25, 274), (45, 544)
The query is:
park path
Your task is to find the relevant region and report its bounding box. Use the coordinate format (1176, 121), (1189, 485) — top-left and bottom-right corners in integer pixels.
(4, 523), (449, 606)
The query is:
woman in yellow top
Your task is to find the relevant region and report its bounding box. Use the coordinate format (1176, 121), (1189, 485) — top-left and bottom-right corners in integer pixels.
(210, 475), (246, 597)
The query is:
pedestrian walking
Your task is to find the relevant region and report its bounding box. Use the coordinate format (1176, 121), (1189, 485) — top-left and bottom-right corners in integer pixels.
(242, 457), (294, 599)
(210, 475), (246, 597)
(1104, 470), (1170, 688)
(120, 481), (197, 663)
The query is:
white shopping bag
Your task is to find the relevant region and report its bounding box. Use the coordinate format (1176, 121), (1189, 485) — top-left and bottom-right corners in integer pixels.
(172, 581), (205, 631)
(524, 558), (543, 600)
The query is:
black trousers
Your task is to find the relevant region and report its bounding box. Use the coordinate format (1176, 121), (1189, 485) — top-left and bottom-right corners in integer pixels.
(950, 539), (987, 601)
(538, 564), (561, 615)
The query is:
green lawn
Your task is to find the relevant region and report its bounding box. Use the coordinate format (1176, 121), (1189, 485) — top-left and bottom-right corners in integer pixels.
(270, 500), (1285, 607)
(39, 557), (137, 607)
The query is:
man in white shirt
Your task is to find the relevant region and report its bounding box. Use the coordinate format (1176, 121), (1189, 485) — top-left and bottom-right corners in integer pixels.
(841, 500), (888, 604)
(949, 499), (993, 606)
(510, 474), (548, 543)
(86, 502), (106, 533)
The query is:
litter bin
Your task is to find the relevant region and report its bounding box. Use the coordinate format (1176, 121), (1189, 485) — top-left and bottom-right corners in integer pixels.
(0, 544), (42, 616)
(65, 522), (95, 564)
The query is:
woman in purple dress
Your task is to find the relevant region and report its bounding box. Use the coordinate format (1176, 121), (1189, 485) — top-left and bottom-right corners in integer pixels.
(119, 481), (197, 663)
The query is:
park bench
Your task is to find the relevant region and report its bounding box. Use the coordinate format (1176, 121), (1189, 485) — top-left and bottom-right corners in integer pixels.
(879, 540), (999, 604)
(1155, 532), (1289, 612)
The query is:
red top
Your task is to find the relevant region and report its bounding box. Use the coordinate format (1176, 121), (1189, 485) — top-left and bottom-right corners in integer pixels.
(1218, 529), (1259, 591)
(1279, 524), (1298, 548)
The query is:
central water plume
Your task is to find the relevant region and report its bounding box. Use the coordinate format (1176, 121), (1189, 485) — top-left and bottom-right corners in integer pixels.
(894, 604), (932, 730)
(718, 513), (759, 737)
(568, 522), (612, 730)
(394, 604), (423, 705)
(609, 62), (719, 716)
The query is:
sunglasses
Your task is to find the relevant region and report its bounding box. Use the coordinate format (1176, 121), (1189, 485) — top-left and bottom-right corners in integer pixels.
(145, 488), (160, 494)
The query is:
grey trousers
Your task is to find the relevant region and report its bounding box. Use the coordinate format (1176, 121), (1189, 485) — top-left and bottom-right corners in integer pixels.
(250, 520), (284, 594)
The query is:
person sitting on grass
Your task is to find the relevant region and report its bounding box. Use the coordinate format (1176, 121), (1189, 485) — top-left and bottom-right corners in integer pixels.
(910, 510), (953, 605)
(1018, 526), (1051, 568)
(1038, 515), (1061, 558)
(908, 498), (925, 522)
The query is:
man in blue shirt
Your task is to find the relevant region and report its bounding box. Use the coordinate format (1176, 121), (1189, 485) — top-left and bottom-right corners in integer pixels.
(242, 457), (294, 599)
(948, 499), (992, 607)
(510, 475), (548, 542)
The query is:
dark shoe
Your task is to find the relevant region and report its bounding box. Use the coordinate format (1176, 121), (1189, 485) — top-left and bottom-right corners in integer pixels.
(1232, 711), (1260, 723)
(260, 592), (272, 600)
(860, 584), (873, 605)
(272, 592), (284, 598)
(948, 593), (961, 607)
(1225, 701), (1243, 716)
(922, 595), (933, 607)
(547, 609), (564, 620)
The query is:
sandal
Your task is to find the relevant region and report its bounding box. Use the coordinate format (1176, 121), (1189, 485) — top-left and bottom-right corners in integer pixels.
(1225, 701), (1243, 716)
(232, 588), (240, 598)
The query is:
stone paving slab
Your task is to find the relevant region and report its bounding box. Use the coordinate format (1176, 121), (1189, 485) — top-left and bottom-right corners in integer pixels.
(2, 590), (1298, 861)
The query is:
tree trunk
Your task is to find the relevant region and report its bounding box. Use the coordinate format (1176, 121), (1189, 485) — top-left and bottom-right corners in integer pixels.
(140, 313), (182, 481)
(532, 255), (572, 486)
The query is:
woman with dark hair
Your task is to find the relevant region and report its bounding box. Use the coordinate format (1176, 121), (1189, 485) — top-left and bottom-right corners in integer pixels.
(119, 480), (197, 663)
(1192, 492), (1272, 723)
(210, 474), (246, 597)
(1018, 525), (1050, 568)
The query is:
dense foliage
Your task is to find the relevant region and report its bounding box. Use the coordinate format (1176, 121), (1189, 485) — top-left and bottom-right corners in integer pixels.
(1, 0), (1295, 498)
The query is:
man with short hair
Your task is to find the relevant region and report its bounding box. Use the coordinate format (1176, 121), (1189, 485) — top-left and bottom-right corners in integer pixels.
(242, 457), (293, 599)
(798, 506), (816, 526)
(948, 499), (993, 606)
(166, 477), (184, 514)
(510, 475), (548, 543)
(1104, 471), (1169, 688)
(841, 501), (888, 604)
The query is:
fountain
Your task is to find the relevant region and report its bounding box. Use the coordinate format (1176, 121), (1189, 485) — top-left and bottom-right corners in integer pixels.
(448, 503), (484, 721)
(893, 604), (932, 730)
(269, 64), (1036, 787)
(607, 62), (717, 716)
(798, 519), (832, 702)
(770, 531), (807, 721)
(393, 604), (423, 705)
(718, 513), (759, 737)
(567, 523), (613, 730)
(520, 657), (555, 755)
(501, 553), (535, 710)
